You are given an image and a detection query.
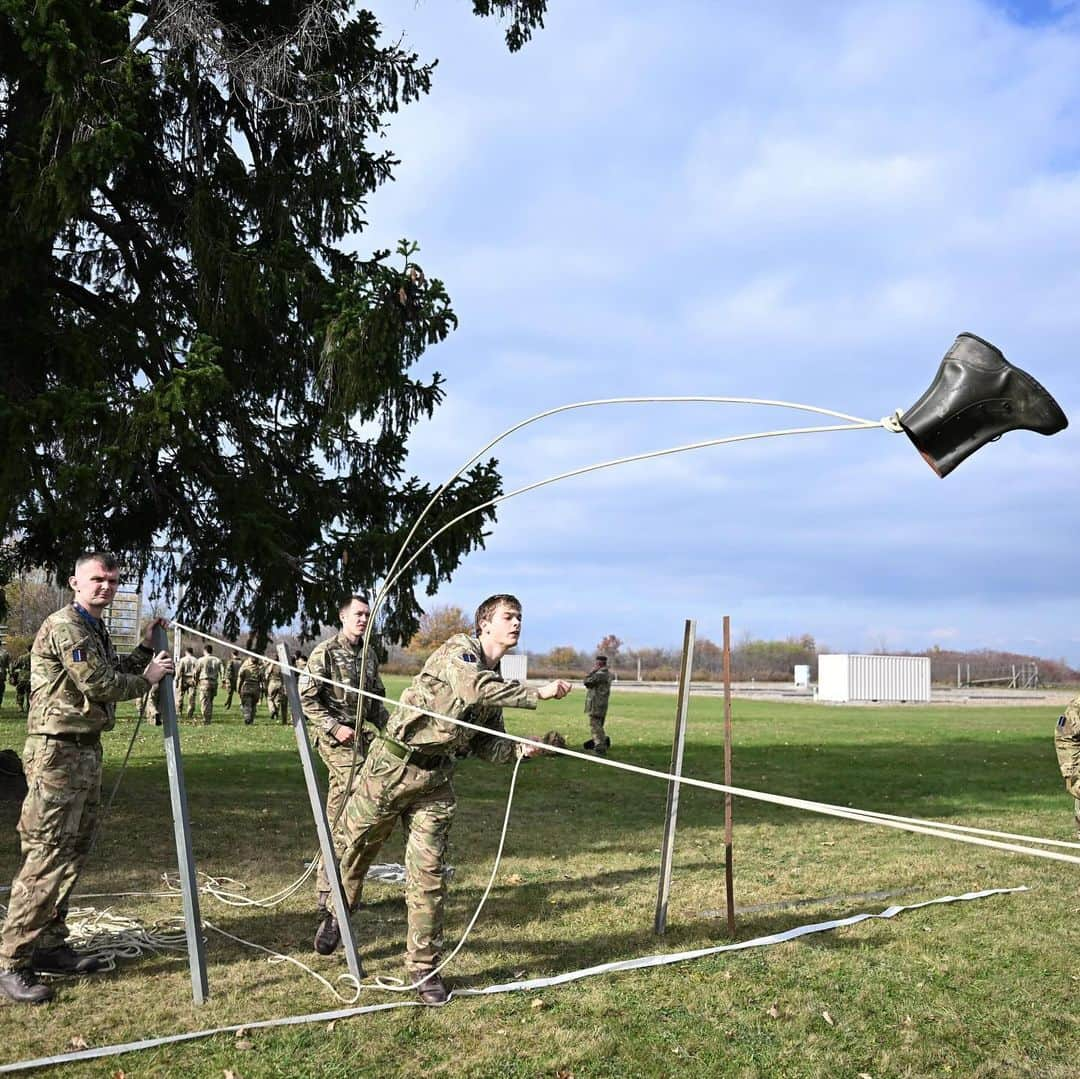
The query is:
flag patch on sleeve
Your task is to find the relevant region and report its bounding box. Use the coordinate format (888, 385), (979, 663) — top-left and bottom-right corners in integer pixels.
(459, 653), (477, 663)
(72, 647), (86, 663)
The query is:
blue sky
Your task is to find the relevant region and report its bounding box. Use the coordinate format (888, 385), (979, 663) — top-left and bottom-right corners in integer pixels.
(354, 0), (1080, 663)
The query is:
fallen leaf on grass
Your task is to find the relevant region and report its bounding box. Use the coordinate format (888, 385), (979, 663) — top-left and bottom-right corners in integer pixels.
(821, 1010), (834, 1026)
(69, 1038), (89, 1051)
(767, 1003), (780, 1019)
(326, 1021), (337, 1033)
(112, 1071), (127, 1079)
(858, 1073), (873, 1078)
(555, 1071), (575, 1079)
(530, 998), (546, 1010)
(224, 1071), (241, 1079)
(505, 874), (524, 885)
(235, 1040), (254, 1051)
(235, 1027), (248, 1039)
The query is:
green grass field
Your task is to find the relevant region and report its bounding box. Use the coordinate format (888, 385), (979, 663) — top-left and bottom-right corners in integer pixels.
(1, 682), (1078, 1077)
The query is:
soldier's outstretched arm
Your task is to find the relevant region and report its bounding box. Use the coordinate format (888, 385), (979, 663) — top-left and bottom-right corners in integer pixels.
(48, 622), (154, 703)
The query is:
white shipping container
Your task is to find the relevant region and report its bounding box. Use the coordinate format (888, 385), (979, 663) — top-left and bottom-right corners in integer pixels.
(500, 654), (528, 683)
(793, 664), (810, 688)
(817, 654), (930, 702)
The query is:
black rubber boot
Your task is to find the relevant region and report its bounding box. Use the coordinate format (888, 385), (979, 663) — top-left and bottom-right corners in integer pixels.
(415, 971), (449, 1005)
(900, 333), (1067, 477)
(314, 910), (341, 955)
(34, 944), (107, 975)
(0, 967), (54, 1004)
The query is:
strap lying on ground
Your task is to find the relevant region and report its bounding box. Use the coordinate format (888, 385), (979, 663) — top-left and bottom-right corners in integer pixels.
(0, 885), (1025, 1075)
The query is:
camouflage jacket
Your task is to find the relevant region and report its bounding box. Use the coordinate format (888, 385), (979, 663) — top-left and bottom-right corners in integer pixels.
(237, 657), (264, 694)
(385, 633), (537, 763)
(195, 654), (223, 686)
(176, 654), (198, 687)
(11, 652), (30, 687)
(301, 631), (389, 738)
(225, 657), (241, 688)
(583, 667), (612, 716)
(1055, 694), (1080, 779)
(265, 660), (283, 691)
(28, 604), (154, 736)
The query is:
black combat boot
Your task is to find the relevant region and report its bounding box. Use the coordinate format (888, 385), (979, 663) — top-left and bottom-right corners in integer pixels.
(34, 944), (107, 975)
(314, 903), (341, 955)
(0, 967), (55, 1004)
(415, 971), (449, 1005)
(900, 332), (1067, 477)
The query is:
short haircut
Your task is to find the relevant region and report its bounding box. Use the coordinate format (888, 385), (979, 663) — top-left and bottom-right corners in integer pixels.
(339, 593), (370, 615)
(205, 644), (214, 653)
(75, 551), (119, 573)
(475, 594), (521, 633)
(596, 655), (607, 663)
(185, 647), (194, 654)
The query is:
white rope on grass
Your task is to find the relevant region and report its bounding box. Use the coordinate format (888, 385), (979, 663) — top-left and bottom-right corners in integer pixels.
(0, 885), (1026, 1076)
(171, 619), (1080, 868)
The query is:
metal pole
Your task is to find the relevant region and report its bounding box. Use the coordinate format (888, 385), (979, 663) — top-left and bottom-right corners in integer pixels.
(276, 644), (364, 982)
(152, 624), (208, 1004)
(654, 619), (695, 935)
(723, 615), (735, 937)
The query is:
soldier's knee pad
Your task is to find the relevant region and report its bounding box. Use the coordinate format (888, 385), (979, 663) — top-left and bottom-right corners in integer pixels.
(900, 333), (1067, 477)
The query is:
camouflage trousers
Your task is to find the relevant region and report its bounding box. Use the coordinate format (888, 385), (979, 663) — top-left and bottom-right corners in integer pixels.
(178, 681), (197, 720)
(314, 731), (373, 897)
(267, 686), (287, 724)
(0, 736), (102, 970)
(198, 683), (218, 725)
(1055, 706), (1080, 832)
(224, 683), (236, 709)
(338, 740), (456, 976)
(588, 712), (608, 750)
(15, 685), (30, 715)
(0, 678), (5, 706)
(240, 689), (260, 725)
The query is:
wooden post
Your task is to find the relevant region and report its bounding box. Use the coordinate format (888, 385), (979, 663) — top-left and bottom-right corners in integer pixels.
(654, 618), (695, 935)
(723, 615), (736, 936)
(152, 624), (209, 1004)
(276, 644), (365, 983)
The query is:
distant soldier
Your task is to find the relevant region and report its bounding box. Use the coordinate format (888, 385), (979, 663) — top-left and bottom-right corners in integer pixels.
(11, 653), (31, 716)
(194, 644), (223, 725)
(176, 646), (198, 720)
(0, 641), (10, 709)
(301, 595), (390, 939)
(1054, 694), (1080, 835)
(583, 655), (613, 756)
(295, 654), (310, 694)
(328, 593), (570, 1004)
(0, 551), (173, 1005)
(237, 656), (264, 725)
(145, 682), (162, 726)
(266, 657), (287, 724)
(223, 650), (241, 709)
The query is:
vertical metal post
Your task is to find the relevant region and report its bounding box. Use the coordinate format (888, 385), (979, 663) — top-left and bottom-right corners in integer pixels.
(654, 618), (695, 935)
(152, 624), (208, 1004)
(722, 615), (736, 936)
(276, 644), (364, 983)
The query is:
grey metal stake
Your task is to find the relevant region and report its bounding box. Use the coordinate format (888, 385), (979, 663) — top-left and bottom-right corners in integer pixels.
(654, 618), (696, 935)
(152, 624), (209, 1004)
(276, 644), (364, 983)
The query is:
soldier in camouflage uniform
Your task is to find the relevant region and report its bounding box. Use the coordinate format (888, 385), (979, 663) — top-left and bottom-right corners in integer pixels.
(300, 595), (390, 932)
(324, 594), (571, 1005)
(1054, 694), (1080, 835)
(0, 640), (10, 708)
(223, 650), (241, 710)
(0, 552), (173, 1005)
(11, 652), (31, 715)
(583, 655), (613, 755)
(175, 646), (198, 720)
(236, 656), (264, 725)
(194, 644), (224, 725)
(265, 657), (288, 724)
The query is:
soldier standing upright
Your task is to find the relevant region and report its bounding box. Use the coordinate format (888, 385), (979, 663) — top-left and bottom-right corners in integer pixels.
(223, 650), (241, 710)
(175, 646), (198, 720)
(265, 656), (287, 724)
(11, 652), (31, 715)
(583, 655), (613, 756)
(194, 644), (223, 725)
(236, 655), (263, 725)
(0, 552), (173, 1005)
(0, 640), (10, 709)
(328, 593), (571, 1004)
(1054, 694), (1080, 836)
(300, 595), (390, 945)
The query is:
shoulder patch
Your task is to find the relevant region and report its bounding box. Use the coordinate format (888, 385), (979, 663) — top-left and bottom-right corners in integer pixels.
(72, 647), (86, 663)
(1059, 715), (1066, 728)
(459, 653), (477, 664)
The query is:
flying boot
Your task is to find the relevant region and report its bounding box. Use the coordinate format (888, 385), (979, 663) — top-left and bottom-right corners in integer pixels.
(900, 332), (1067, 477)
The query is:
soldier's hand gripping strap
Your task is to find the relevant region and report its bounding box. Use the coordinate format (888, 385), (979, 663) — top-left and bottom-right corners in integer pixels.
(900, 332), (1067, 477)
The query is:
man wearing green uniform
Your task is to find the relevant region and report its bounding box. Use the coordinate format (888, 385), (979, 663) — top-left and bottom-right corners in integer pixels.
(583, 655), (613, 756)
(11, 652), (31, 715)
(237, 656), (263, 725)
(0, 552), (173, 1004)
(1054, 694), (1080, 835)
(223, 650), (241, 710)
(194, 644), (223, 725)
(265, 657), (287, 724)
(325, 593), (571, 1004)
(176, 646), (198, 720)
(301, 595), (390, 945)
